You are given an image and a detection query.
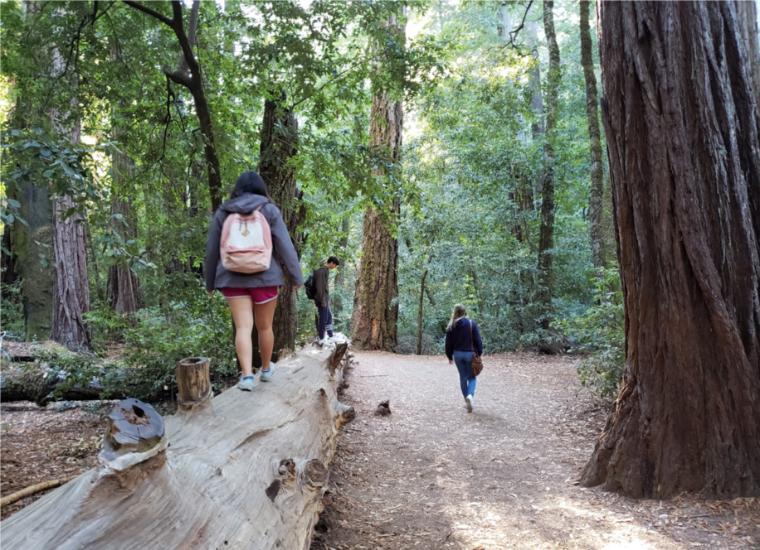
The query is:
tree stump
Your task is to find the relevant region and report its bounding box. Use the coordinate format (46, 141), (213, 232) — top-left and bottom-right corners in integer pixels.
(1, 338), (353, 549)
(176, 356), (211, 410)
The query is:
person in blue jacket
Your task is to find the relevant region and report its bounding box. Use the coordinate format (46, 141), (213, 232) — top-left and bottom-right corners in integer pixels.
(444, 304), (483, 413)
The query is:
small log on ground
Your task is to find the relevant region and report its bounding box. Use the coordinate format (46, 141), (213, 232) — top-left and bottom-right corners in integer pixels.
(1, 339), (352, 550)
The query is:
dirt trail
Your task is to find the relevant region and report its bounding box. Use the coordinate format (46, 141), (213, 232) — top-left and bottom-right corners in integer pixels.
(313, 351), (760, 549)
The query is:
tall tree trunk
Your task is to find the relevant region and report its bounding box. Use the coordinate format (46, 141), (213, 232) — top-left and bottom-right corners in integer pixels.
(416, 268), (428, 355)
(258, 95), (302, 354)
(536, 0), (560, 328)
(579, 0), (605, 270)
(581, 1), (760, 498)
(13, 186), (54, 340)
(106, 42), (140, 315)
(52, 193), (91, 351)
(351, 13), (404, 351)
(49, 12), (90, 351)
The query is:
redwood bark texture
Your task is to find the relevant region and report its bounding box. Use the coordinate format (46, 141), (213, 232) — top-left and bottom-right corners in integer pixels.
(582, 1), (760, 498)
(579, 0), (605, 270)
(49, 20), (90, 352)
(351, 96), (402, 350)
(536, 0), (560, 326)
(52, 194), (92, 351)
(351, 14), (404, 351)
(258, 95), (302, 353)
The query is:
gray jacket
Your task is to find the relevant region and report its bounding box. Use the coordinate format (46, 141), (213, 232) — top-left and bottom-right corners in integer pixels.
(204, 193), (304, 291)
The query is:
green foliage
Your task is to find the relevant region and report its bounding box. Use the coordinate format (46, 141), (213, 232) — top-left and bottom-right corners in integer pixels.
(119, 279), (238, 398)
(560, 268), (625, 398)
(0, 280), (24, 340)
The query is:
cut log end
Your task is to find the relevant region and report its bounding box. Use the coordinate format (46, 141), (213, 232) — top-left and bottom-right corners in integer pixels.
(100, 398), (165, 468)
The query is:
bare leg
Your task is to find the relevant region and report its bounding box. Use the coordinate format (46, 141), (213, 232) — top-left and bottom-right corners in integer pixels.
(227, 297), (254, 377)
(254, 297), (278, 371)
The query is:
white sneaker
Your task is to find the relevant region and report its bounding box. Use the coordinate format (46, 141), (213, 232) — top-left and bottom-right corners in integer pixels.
(317, 338), (325, 347)
(465, 395), (473, 413)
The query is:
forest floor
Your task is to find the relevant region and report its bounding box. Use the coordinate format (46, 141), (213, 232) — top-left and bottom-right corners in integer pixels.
(311, 351), (760, 550)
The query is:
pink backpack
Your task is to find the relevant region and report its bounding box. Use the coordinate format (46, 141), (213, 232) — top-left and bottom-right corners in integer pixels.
(219, 205), (272, 274)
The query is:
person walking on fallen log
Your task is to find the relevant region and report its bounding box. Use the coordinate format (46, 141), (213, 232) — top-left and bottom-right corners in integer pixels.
(444, 304), (483, 413)
(307, 256), (340, 346)
(204, 171), (303, 391)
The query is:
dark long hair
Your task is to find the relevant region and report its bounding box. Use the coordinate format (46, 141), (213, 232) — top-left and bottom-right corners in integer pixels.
(231, 171), (270, 199)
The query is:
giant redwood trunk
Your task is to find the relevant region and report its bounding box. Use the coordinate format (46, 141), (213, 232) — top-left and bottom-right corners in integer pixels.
(49, 26), (90, 352)
(351, 93), (402, 351)
(579, 0), (605, 270)
(581, 1), (760, 498)
(536, 0), (560, 327)
(350, 13), (404, 351)
(52, 194), (91, 352)
(258, 95), (303, 353)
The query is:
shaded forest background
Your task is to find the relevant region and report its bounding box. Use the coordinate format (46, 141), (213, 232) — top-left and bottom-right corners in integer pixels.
(2, 0), (627, 400)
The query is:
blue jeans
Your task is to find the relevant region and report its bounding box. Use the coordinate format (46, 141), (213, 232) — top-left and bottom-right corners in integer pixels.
(316, 305), (334, 339)
(453, 350), (477, 398)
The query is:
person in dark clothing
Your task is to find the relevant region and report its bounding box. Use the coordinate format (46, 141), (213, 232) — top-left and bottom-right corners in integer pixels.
(444, 304), (483, 413)
(312, 256), (340, 345)
(204, 172), (303, 391)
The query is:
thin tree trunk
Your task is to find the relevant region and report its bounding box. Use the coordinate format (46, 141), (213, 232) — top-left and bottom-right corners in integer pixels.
(580, 0), (605, 270)
(106, 39), (140, 315)
(257, 95), (302, 355)
(124, 0), (223, 211)
(351, 13), (404, 352)
(581, 0), (760, 498)
(416, 268), (428, 355)
(536, 0), (560, 328)
(332, 216), (350, 321)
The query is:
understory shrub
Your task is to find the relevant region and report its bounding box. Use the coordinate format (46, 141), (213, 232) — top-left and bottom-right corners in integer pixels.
(560, 268), (625, 399)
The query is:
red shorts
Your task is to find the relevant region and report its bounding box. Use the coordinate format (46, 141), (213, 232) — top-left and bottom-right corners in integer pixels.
(220, 286), (278, 304)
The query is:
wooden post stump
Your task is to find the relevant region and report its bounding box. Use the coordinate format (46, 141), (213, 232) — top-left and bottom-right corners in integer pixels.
(176, 356), (211, 411)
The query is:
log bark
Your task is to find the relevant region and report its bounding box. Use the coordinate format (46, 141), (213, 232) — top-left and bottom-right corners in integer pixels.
(536, 0), (561, 328)
(351, 12), (404, 351)
(579, 0), (606, 270)
(1, 342), (353, 549)
(581, 1), (760, 498)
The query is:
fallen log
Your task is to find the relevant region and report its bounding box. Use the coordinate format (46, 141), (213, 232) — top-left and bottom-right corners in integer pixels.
(1, 339), (353, 550)
(0, 363), (129, 404)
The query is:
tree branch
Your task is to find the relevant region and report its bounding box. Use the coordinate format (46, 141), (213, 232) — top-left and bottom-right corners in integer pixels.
(509, 0), (534, 47)
(122, 1), (173, 27)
